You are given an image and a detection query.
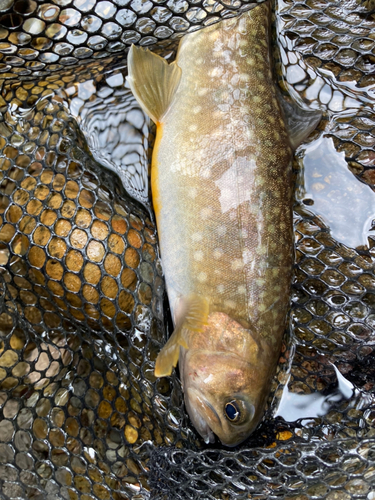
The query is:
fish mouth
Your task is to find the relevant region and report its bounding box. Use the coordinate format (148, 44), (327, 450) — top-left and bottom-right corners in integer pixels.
(193, 409), (216, 444)
(186, 388), (218, 444)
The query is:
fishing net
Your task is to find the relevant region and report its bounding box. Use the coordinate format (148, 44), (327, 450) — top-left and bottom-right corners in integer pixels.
(0, 0), (375, 499)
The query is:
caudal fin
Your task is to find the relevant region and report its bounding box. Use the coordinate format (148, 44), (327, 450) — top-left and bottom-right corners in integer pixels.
(127, 45), (182, 125)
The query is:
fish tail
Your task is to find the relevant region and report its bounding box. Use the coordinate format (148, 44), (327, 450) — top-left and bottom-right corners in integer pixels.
(127, 45), (182, 125)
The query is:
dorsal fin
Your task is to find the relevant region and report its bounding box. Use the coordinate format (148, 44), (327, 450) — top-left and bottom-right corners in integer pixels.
(154, 295), (209, 377)
(127, 45), (182, 124)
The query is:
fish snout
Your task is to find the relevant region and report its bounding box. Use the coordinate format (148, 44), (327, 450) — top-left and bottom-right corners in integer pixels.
(185, 387), (256, 447)
(185, 387), (217, 444)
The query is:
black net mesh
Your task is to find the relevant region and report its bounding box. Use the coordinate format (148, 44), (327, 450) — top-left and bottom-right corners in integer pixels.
(0, 0), (375, 499)
(0, 0), (265, 82)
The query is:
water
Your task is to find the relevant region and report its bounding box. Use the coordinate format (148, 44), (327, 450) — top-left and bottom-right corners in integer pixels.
(298, 134), (375, 250)
(276, 362), (355, 421)
(260, 1), (375, 446)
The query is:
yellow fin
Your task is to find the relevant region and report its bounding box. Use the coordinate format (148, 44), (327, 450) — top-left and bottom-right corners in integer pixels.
(154, 327), (187, 377)
(154, 295), (209, 377)
(180, 294), (209, 332)
(127, 45), (182, 124)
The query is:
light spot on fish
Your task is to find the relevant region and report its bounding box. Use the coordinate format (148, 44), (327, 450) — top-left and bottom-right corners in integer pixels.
(217, 284), (224, 294)
(233, 89), (240, 100)
(210, 67), (223, 78)
(188, 187), (198, 199)
(197, 272), (207, 283)
(218, 104), (230, 113)
(215, 157), (256, 213)
(189, 124), (198, 132)
(217, 225), (226, 236)
(213, 248), (223, 259)
(194, 250), (204, 262)
(200, 207), (213, 219)
(192, 106), (202, 114)
(224, 299), (236, 309)
(230, 74), (239, 85)
(231, 259), (243, 271)
(198, 88), (209, 97)
(242, 248), (251, 264)
(245, 129), (254, 140)
(192, 232), (203, 242)
(256, 245), (267, 256)
(237, 285), (246, 294)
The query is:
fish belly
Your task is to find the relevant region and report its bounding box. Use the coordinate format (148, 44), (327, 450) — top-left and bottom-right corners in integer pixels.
(154, 2), (294, 343)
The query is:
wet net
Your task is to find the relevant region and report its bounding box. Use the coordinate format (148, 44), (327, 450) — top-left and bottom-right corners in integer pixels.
(0, 0), (375, 499)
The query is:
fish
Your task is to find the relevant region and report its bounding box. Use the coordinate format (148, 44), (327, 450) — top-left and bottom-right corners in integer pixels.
(127, 0), (321, 446)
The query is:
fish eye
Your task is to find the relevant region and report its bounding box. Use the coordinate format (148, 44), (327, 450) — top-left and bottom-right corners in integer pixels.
(224, 400), (241, 423)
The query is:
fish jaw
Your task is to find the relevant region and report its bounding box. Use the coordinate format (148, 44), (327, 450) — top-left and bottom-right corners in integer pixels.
(185, 387), (216, 444)
(179, 313), (276, 447)
(184, 371), (260, 447)
(184, 385), (256, 447)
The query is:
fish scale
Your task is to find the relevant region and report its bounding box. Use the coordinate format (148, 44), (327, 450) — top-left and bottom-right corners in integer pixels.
(155, 5), (294, 334)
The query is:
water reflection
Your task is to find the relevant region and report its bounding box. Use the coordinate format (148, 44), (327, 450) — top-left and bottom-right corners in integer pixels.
(276, 0), (375, 111)
(65, 76), (151, 208)
(297, 135), (375, 249)
(276, 364), (354, 421)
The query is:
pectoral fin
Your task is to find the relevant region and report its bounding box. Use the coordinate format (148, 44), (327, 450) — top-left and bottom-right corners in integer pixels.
(277, 89), (322, 150)
(127, 45), (182, 125)
(154, 295), (209, 377)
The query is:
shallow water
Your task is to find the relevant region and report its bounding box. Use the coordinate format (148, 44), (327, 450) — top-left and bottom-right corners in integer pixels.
(298, 135), (375, 249)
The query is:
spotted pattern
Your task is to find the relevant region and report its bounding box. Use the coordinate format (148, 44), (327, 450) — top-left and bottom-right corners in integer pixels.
(156, 4), (293, 344)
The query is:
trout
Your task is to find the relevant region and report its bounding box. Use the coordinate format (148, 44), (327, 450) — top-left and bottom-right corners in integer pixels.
(127, 1), (321, 446)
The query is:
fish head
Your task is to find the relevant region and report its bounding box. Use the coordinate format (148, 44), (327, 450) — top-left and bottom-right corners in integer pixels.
(179, 312), (276, 447)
